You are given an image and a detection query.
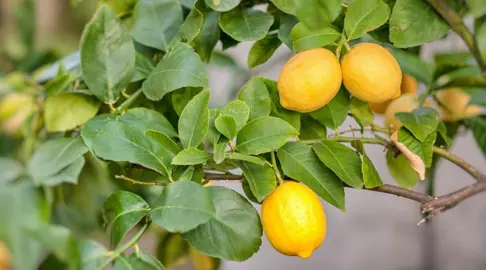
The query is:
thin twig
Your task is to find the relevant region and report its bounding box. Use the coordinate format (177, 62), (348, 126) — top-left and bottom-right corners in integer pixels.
(370, 184), (432, 203)
(116, 89), (143, 112)
(432, 147), (486, 182)
(115, 175), (165, 186)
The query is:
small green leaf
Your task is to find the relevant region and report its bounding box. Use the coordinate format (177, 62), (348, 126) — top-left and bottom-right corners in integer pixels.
(436, 121), (452, 147)
(151, 181), (215, 233)
(173, 166), (195, 181)
(271, 0), (295, 14)
(102, 191), (150, 248)
(115, 251), (165, 270)
(193, 2), (221, 62)
(0, 158), (23, 183)
(205, 0), (240, 12)
(44, 93), (100, 132)
(121, 108), (178, 137)
(290, 23), (340, 53)
(386, 150), (418, 189)
(172, 87), (203, 116)
(34, 156), (85, 186)
(389, 0), (449, 48)
(344, 0), (390, 40)
(179, 90), (210, 149)
(309, 88), (349, 129)
(312, 140), (363, 189)
(238, 161), (276, 202)
(80, 6), (135, 103)
(143, 42), (208, 101)
(146, 130), (182, 156)
(262, 77), (301, 130)
(278, 14), (298, 49)
(169, 7), (204, 47)
(31, 225), (80, 269)
(300, 114), (327, 140)
(237, 77), (271, 120)
(396, 107), (440, 142)
(236, 116), (299, 155)
(219, 8), (274, 42)
(207, 109), (222, 146)
(398, 128), (437, 168)
(248, 34), (282, 68)
(476, 19), (486, 68)
(213, 141), (228, 164)
(228, 152), (268, 165)
(354, 141), (383, 188)
(183, 186), (262, 261)
(131, 0), (183, 51)
(349, 97), (374, 128)
(132, 53), (155, 82)
(277, 142), (345, 210)
(215, 115), (237, 139)
(221, 100), (250, 132)
(466, 116), (486, 157)
(295, 0), (341, 30)
(79, 239), (109, 269)
(172, 148), (212, 165)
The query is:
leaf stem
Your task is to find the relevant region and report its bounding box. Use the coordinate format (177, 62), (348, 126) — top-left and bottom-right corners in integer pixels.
(116, 89), (143, 112)
(115, 175), (166, 186)
(271, 151), (284, 185)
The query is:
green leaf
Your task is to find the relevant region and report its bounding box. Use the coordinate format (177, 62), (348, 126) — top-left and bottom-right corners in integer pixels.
(80, 6), (135, 103)
(277, 142), (345, 210)
(349, 97), (374, 128)
(344, 0), (390, 40)
(262, 77), (301, 130)
(155, 232), (188, 268)
(169, 7), (204, 47)
(300, 114), (327, 140)
(34, 156), (85, 186)
(173, 166), (195, 181)
(100, 0), (137, 16)
(79, 239), (109, 269)
(178, 90), (210, 149)
(131, 0), (183, 51)
(386, 150), (418, 189)
(271, 0), (295, 14)
(309, 88), (350, 129)
(295, 0), (341, 30)
(132, 52), (155, 82)
(146, 129), (182, 156)
(466, 0), (486, 18)
(290, 22), (340, 53)
(183, 186), (262, 261)
(389, 0), (449, 48)
(466, 116), (486, 157)
(172, 148), (212, 165)
(469, 90), (486, 107)
(237, 161), (276, 202)
(172, 87), (203, 116)
(312, 140), (363, 189)
(476, 18), (486, 65)
(193, 1), (221, 62)
(398, 128), (436, 168)
(278, 14), (298, 49)
(27, 137), (88, 186)
(248, 34), (282, 68)
(151, 181), (215, 233)
(436, 121), (452, 147)
(221, 100), (250, 132)
(236, 116), (299, 155)
(389, 48), (433, 85)
(44, 64), (78, 96)
(213, 141), (228, 164)
(396, 107), (440, 142)
(0, 158), (23, 183)
(115, 251), (165, 270)
(353, 141), (383, 188)
(102, 191), (150, 248)
(207, 109), (222, 145)
(44, 93), (100, 132)
(219, 8), (274, 42)
(228, 152), (268, 166)
(215, 115), (237, 139)
(205, 0), (240, 12)
(121, 108), (178, 137)
(237, 77), (271, 120)
(143, 42), (208, 101)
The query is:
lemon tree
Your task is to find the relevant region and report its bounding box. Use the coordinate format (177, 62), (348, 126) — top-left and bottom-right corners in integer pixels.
(1, 0), (486, 269)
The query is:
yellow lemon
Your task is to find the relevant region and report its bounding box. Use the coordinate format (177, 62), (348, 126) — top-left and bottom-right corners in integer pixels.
(277, 48), (342, 113)
(261, 181), (326, 259)
(341, 43), (401, 103)
(384, 94), (433, 129)
(0, 242), (11, 270)
(369, 74), (418, 114)
(435, 88), (481, 121)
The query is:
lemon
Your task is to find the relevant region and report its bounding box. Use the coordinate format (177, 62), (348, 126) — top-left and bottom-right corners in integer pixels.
(341, 43), (401, 103)
(0, 93), (38, 136)
(435, 88), (481, 121)
(0, 242), (11, 270)
(385, 94), (433, 129)
(369, 73), (418, 114)
(277, 48), (342, 113)
(261, 181), (326, 259)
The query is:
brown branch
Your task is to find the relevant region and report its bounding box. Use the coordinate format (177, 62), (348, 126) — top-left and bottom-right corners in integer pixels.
(422, 181), (486, 211)
(370, 184), (432, 203)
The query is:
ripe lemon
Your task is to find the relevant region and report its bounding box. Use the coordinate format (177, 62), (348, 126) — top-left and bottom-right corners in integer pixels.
(341, 43), (402, 103)
(0, 242), (11, 270)
(261, 181), (326, 259)
(369, 73), (418, 114)
(384, 94), (433, 129)
(277, 48), (342, 113)
(435, 88), (481, 121)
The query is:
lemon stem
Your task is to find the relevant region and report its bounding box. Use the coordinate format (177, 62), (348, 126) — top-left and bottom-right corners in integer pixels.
(343, 41), (351, 52)
(271, 151), (284, 185)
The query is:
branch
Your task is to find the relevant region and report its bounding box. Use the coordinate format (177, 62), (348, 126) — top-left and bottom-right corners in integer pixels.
(422, 181), (486, 212)
(425, 0), (486, 73)
(370, 184), (432, 203)
(432, 147), (486, 182)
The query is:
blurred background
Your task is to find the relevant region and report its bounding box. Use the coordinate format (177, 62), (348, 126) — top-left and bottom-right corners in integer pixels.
(1, 1), (486, 270)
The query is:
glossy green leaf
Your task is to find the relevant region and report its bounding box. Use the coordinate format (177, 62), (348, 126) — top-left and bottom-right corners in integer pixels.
(389, 0), (449, 48)
(248, 34), (282, 68)
(345, 0), (390, 40)
(238, 161), (276, 202)
(354, 141), (383, 188)
(219, 8), (274, 42)
(115, 251), (165, 270)
(398, 128), (436, 168)
(169, 7), (204, 47)
(299, 114), (327, 140)
(172, 148), (212, 165)
(193, 1), (221, 62)
(205, 0), (240, 12)
(271, 0), (295, 14)
(183, 186), (262, 261)
(277, 142), (345, 210)
(309, 88), (350, 129)
(178, 90), (210, 149)
(44, 93), (100, 132)
(312, 140), (363, 189)
(290, 22), (340, 52)
(143, 42), (208, 101)
(228, 152), (268, 166)
(396, 107), (440, 142)
(80, 6), (135, 103)
(237, 77), (271, 120)
(278, 14), (298, 49)
(131, 0), (183, 51)
(466, 116), (486, 157)
(151, 181), (215, 233)
(221, 100), (250, 132)
(79, 116), (119, 149)
(215, 115), (237, 139)
(389, 48), (433, 85)
(236, 116), (299, 155)
(102, 191), (150, 248)
(386, 150), (418, 189)
(146, 130), (182, 156)
(349, 97), (374, 128)
(121, 108), (178, 137)
(295, 0), (341, 30)
(79, 239), (110, 270)
(207, 109), (222, 145)
(0, 158), (23, 183)
(132, 53), (155, 82)
(262, 78), (301, 130)
(172, 87), (203, 116)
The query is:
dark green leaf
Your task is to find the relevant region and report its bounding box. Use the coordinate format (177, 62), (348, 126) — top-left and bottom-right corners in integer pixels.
(262, 77), (301, 130)
(349, 97), (374, 128)
(389, 48), (433, 85)
(345, 0), (390, 40)
(80, 6), (135, 103)
(278, 14), (298, 49)
(132, 53), (155, 82)
(178, 90), (210, 149)
(299, 114), (327, 140)
(389, 0), (449, 48)
(309, 88), (349, 129)
(237, 77), (271, 120)
(277, 142), (345, 210)
(466, 116), (486, 157)
(238, 161), (276, 202)
(221, 100), (250, 132)
(169, 7), (204, 47)
(0, 158), (23, 183)
(386, 150), (418, 189)
(215, 115), (237, 139)
(219, 8), (274, 42)
(236, 116), (299, 155)
(172, 87), (203, 116)
(183, 186), (262, 261)
(436, 121), (452, 147)
(172, 148), (212, 165)
(151, 181), (215, 233)
(146, 130), (182, 156)
(312, 140), (363, 188)
(143, 42), (208, 101)
(115, 251), (165, 270)
(207, 109), (222, 145)
(79, 239), (109, 270)
(102, 191), (150, 248)
(121, 108), (178, 137)
(248, 34), (282, 68)
(132, 0), (183, 51)
(396, 107), (440, 142)
(205, 0), (240, 12)
(173, 166), (195, 181)
(290, 23), (340, 52)
(193, 1), (221, 62)
(228, 152), (268, 165)
(295, 0), (341, 30)
(354, 141), (383, 188)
